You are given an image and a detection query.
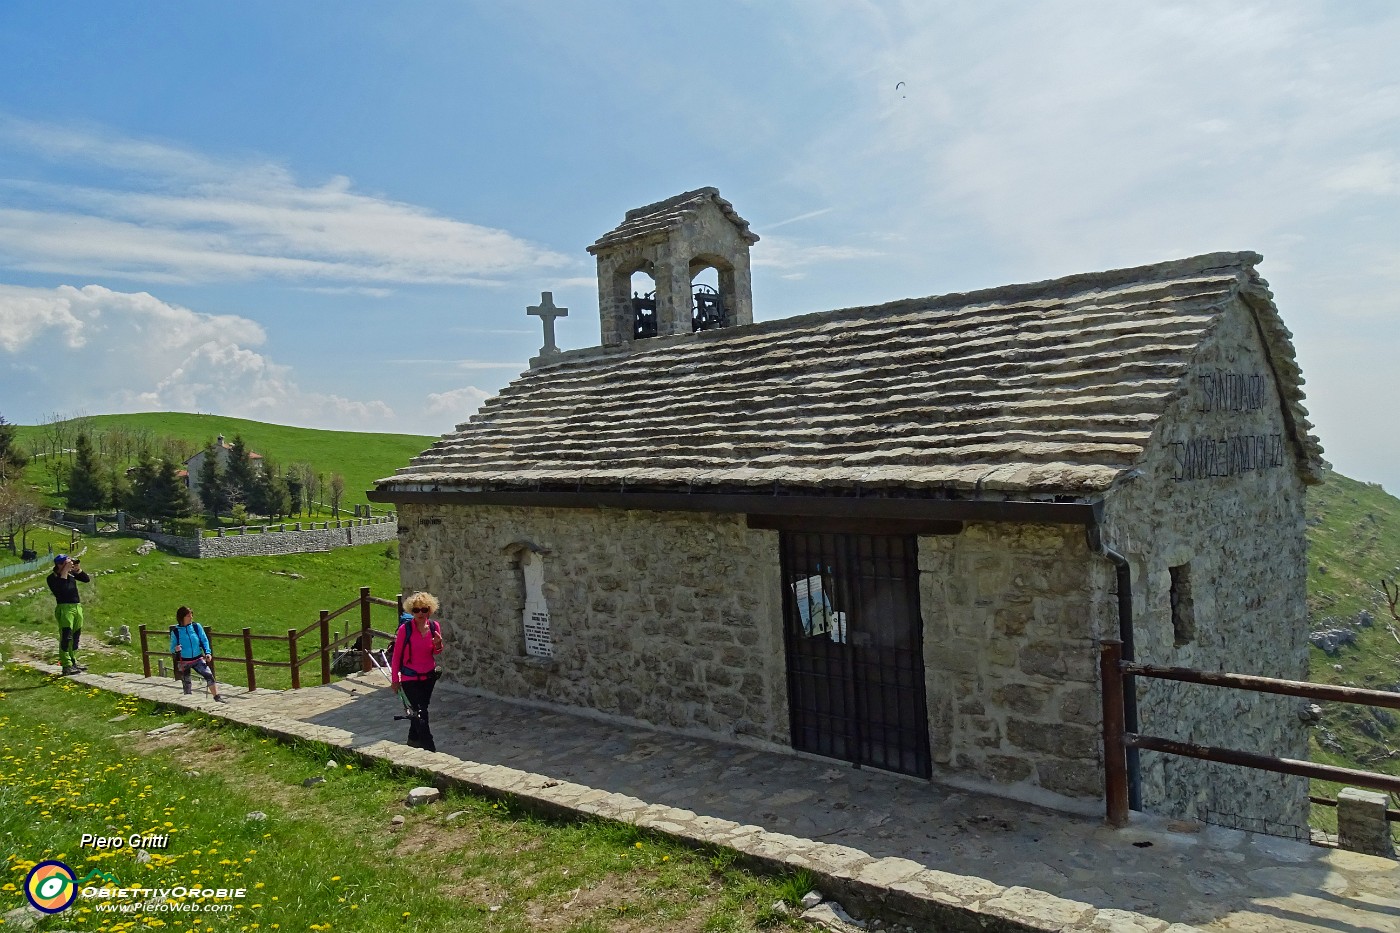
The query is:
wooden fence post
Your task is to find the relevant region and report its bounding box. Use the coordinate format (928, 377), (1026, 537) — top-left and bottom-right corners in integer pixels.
(1100, 638), (1129, 828)
(319, 610), (331, 685)
(360, 587), (372, 673)
(288, 628), (300, 690)
(243, 627), (256, 692)
(140, 625), (151, 678)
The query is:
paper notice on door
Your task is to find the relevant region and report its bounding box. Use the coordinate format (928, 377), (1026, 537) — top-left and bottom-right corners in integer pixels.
(792, 574), (833, 637)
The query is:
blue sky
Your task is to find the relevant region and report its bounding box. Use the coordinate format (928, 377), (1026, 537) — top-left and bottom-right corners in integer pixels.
(1, 2), (1398, 492)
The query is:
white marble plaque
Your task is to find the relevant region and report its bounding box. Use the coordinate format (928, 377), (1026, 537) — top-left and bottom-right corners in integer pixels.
(520, 551), (553, 658)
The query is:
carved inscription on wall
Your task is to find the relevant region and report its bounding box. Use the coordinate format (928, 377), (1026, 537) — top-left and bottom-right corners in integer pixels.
(1171, 434), (1284, 481)
(1196, 369), (1268, 413)
(1173, 369), (1281, 482)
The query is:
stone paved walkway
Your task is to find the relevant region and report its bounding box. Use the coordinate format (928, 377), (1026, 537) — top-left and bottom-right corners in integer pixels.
(38, 665), (1400, 933)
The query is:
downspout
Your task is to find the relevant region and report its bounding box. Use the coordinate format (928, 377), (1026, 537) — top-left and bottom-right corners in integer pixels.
(1087, 501), (1142, 811)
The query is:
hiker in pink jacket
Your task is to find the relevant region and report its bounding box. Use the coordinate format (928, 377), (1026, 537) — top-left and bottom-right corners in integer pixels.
(390, 591), (444, 751)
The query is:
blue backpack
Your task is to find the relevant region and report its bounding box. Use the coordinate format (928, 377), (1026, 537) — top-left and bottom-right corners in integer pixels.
(396, 616), (440, 675)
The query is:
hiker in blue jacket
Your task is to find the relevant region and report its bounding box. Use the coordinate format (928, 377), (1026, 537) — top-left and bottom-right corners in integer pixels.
(170, 606), (227, 702)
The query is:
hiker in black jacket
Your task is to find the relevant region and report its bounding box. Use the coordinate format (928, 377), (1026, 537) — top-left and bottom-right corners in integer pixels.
(47, 554), (91, 675)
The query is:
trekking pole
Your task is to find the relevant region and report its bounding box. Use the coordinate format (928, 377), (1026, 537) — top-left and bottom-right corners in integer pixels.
(366, 647), (417, 721)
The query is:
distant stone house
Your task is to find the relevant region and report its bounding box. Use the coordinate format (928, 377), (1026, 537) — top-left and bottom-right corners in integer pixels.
(184, 434), (263, 498)
(372, 189), (1324, 827)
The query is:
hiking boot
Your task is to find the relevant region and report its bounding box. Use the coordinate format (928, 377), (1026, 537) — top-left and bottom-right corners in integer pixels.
(183, 685), (193, 695)
(213, 695), (228, 703)
(73, 663), (88, 672)
(61, 666), (79, 676)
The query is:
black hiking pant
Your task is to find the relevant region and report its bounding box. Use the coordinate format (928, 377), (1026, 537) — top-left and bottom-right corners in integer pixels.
(400, 677), (437, 752)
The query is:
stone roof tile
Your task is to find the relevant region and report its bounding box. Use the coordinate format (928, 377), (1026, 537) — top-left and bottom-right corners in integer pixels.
(380, 251), (1323, 497)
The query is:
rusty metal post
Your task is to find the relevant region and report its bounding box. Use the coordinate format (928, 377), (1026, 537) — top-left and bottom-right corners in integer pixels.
(140, 625), (151, 678)
(243, 627), (256, 692)
(359, 587), (372, 673)
(319, 610), (331, 685)
(288, 628), (300, 690)
(1100, 638), (1129, 828)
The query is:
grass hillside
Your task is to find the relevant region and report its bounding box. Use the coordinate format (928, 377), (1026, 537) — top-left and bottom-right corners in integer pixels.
(1304, 469), (1400, 837)
(0, 536), (403, 690)
(13, 412), (435, 509)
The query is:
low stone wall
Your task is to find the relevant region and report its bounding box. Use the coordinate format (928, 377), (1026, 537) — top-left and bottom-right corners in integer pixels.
(141, 517), (397, 559)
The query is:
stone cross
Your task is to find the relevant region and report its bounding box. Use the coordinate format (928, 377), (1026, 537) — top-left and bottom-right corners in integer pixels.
(527, 291), (568, 357)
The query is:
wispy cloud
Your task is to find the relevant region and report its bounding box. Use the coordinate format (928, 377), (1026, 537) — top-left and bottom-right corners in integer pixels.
(0, 117), (571, 285)
(751, 235), (884, 270)
(385, 359), (526, 370)
(763, 207), (834, 230)
(299, 286), (395, 297)
(781, 2), (1400, 277)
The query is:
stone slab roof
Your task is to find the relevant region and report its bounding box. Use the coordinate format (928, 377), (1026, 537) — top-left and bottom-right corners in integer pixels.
(587, 187), (759, 253)
(380, 252), (1323, 498)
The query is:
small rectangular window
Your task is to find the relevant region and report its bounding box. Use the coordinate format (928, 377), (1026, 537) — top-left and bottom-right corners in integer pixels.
(1169, 563), (1195, 647)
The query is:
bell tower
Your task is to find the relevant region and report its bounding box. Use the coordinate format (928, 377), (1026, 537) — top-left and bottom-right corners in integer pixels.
(587, 188), (759, 347)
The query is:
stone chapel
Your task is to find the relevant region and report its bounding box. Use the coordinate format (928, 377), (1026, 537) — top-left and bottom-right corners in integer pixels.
(372, 188), (1324, 828)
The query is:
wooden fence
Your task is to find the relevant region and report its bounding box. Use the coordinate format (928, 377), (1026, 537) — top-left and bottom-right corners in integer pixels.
(138, 586), (402, 691)
(1100, 638), (1400, 828)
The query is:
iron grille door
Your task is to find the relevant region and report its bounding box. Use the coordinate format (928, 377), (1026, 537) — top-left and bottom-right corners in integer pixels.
(780, 531), (931, 778)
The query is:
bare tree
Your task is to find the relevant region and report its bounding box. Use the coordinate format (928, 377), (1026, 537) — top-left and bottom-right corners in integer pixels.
(38, 411), (73, 494)
(329, 473), (345, 517)
(0, 479), (44, 553)
(1382, 579), (1400, 647)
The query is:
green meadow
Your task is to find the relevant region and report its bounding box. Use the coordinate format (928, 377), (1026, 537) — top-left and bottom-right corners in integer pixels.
(0, 665), (804, 932)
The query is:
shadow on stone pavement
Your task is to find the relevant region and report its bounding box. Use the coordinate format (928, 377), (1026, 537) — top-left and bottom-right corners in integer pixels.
(254, 675), (1400, 933)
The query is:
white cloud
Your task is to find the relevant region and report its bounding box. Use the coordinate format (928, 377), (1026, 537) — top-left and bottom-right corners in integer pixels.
(0, 117), (571, 285)
(0, 284), (400, 431)
(425, 386), (492, 424)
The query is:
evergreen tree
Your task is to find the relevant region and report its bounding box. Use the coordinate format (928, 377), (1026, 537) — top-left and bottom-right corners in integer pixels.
(156, 459), (193, 519)
(196, 441), (227, 517)
(246, 458), (271, 516)
(224, 435), (255, 506)
(286, 472), (303, 516)
(106, 465), (130, 511)
(124, 452), (159, 518)
(67, 432), (107, 510)
(0, 414), (27, 481)
(254, 462), (292, 519)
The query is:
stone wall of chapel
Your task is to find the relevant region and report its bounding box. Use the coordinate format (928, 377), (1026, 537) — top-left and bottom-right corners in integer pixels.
(1104, 296), (1311, 829)
(919, 523), (1114, 803)
(396, 504), (789, 743)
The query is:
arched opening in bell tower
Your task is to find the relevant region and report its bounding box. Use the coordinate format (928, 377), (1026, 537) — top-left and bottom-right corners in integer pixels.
(628, 266), (658, 340)
(689, 254), (734, 332)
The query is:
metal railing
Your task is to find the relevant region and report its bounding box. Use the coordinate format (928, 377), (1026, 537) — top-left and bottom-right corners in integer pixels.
(138, 587), (402, 691)
(1099, 638), (1400, 828)
(0, 557), (46, 581)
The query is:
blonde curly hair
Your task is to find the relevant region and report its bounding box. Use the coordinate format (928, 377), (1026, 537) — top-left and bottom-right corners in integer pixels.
(403, 591), (440, 616)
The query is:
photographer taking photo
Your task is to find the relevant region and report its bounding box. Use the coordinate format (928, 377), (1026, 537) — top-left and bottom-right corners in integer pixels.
(47, 554), (91, 675)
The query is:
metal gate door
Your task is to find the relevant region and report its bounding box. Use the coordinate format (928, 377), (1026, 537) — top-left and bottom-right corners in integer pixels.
(780, 531), (931, 777)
